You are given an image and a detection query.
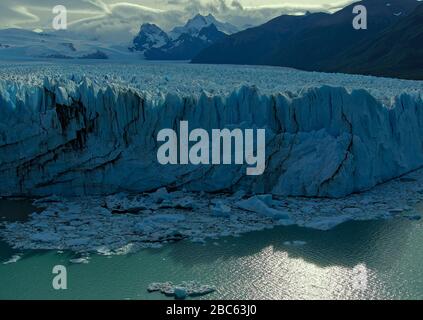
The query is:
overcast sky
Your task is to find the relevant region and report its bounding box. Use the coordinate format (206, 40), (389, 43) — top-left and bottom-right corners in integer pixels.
(0, 0), (357, 42)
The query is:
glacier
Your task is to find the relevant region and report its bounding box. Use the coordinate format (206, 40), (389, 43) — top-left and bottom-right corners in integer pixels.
(1, 62), (423, 198)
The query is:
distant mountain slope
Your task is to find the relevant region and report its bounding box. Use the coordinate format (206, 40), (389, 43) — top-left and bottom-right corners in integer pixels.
(132, 23), (170, 52)
(170, 13), (238, 38)
(0, 28), (134, 60)
(145, 24), (227, 60)
(328, 4), (423, 80)
(131, 14), (234, 60)
(192, 0), (421, 77)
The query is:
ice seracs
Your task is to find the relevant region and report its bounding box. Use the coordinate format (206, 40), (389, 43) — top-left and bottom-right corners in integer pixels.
(157, 121), (266, 175)
(1, 63), (422, 198)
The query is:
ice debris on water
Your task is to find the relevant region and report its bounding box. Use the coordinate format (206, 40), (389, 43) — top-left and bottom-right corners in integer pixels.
(211, 202), (231, 217)
(236, 195), (291, 220)
(147, 281), (216, 299)
(69, 256), (90, 264)
(1, 166), (423, 254)
(0, 61), (423, 253)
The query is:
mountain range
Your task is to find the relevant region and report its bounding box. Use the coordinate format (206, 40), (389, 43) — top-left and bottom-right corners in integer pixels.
(192, 0), (423, 80)
(0, 13), (238, 62)
(0, 1), (421, 80)
(131, 14), (238, 60)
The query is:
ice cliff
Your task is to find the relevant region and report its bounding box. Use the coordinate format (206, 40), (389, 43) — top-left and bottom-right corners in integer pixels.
(1, 69), (423, 198)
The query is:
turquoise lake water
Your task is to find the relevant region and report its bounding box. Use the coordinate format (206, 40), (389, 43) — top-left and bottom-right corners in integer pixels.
(1, 200), (423, 300)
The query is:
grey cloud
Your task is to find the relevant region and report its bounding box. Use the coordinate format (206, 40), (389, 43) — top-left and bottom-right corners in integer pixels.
(231, 1), (244, 11)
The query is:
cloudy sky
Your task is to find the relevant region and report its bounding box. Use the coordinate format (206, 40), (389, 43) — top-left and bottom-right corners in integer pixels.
(0, 0), (356, 42)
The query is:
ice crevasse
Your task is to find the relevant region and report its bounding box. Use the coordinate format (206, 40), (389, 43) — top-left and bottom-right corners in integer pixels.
(0, 76), (423, 198)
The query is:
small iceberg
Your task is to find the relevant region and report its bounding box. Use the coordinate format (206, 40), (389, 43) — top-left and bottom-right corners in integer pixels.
(211, 202), (231, 217)
(236, 195), (291, 220)
(2, 254), (22, 265)
(304, 215), (352, 231)
(69, 257), (90, 264)
(147, 281), (216, 299)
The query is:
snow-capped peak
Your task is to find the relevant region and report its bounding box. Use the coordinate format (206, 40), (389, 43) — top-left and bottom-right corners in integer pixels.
(130, 14), (236, 59)
(139, 23), (165, 35)
(132, 23), (170, 52)
(170, 14), (238, 39)
(186, 14), (215, 31)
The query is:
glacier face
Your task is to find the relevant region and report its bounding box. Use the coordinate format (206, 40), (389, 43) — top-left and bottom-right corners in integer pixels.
(0, 62), (423, 198)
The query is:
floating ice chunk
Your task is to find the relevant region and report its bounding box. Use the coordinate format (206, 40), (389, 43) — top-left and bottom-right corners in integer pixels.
(277, 218), (295, 226)
(148, 282), (170, 293)
(174, 287), (187, 300)
(191, 237), (206, 244)
(95, 246), (113, 256)
(174, 197), (198, 210)
(211, 202), (231, 217)
(256, 194), (273, 206)
(69, 257), (90, 264)
(304, 215), (352, 231)
(3, 254), (22, 265)
(147, 281), (215, 299)
(151, 188), (171, 203)
(236, 196), (290, 220)
(114, 243), (136, 255)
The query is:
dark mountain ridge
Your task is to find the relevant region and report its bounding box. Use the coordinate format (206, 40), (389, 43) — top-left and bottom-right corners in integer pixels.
(328, 3), (423, 80)
(192, 0), (422, 79)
